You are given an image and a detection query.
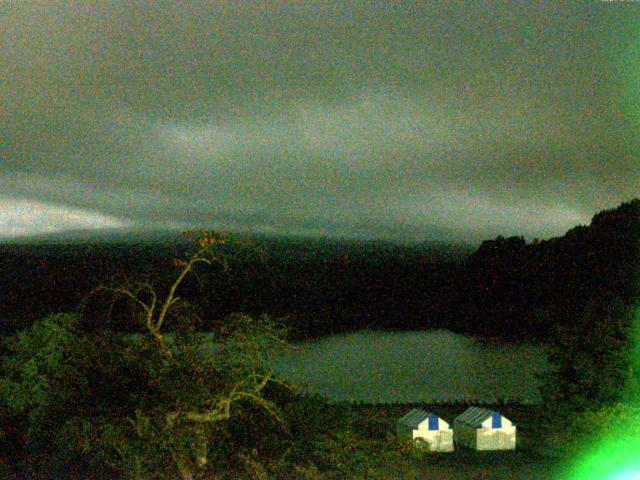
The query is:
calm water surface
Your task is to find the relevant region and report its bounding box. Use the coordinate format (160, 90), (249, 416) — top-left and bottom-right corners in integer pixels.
(272, 330), (548, 404)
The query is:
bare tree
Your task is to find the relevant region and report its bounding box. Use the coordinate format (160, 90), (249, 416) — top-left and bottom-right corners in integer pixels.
(86, 230), (290, 479)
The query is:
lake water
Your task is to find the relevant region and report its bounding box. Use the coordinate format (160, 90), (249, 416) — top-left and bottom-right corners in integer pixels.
(272, 330), (549, 404)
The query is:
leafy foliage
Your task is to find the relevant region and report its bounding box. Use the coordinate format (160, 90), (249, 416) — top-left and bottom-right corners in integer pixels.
(540, 299), (638, 417)
(1, 231), (293, 479)
(248, 395), (433, 479)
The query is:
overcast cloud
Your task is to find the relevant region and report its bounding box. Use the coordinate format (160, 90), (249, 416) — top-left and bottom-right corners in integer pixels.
(1, 1), (638, 242)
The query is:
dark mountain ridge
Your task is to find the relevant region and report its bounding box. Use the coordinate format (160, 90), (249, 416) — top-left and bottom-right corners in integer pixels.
(0, 198), (637, 340)
(455, 198), (640, 338)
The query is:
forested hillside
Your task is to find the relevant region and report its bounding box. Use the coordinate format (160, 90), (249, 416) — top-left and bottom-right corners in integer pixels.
(455, 198), (639, 339)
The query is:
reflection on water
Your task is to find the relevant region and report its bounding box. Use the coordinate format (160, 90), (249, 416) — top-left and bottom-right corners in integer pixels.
(273, 330), (548, 404)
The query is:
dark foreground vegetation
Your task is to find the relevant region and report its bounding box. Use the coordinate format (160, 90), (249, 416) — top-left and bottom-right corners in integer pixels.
(1, 198), (639, 478)
(1, 382), (563, 479)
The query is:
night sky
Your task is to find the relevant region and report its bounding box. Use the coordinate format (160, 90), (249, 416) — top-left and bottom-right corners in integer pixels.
(2, 1), (638, 242)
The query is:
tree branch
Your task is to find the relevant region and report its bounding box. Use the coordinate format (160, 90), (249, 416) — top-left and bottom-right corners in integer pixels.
(156, 255), (210, 332)
(164, 371), (279, 429)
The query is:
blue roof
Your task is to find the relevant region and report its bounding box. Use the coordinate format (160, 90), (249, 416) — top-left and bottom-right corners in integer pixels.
(455, 407), (510, 428)
(398, 408), (445, 430)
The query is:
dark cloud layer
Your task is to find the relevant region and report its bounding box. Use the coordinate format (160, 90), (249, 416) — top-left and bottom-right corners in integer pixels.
(1, 1), (638, 242)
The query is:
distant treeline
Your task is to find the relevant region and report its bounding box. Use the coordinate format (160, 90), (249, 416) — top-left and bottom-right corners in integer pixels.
(0, 199), (638, 341)
(455, 198), (639, 339)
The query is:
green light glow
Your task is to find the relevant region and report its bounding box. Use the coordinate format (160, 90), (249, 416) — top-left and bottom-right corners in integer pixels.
(557, 8), (640, 476)
(563, 437), (640, 479)
(559, 306), (640, 480)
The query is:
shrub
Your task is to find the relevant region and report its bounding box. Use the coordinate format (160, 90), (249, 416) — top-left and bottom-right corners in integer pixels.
(540, 299), (638, 420)
(0, 231), (294, 479)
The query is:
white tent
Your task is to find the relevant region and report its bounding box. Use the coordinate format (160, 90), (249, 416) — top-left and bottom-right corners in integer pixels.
(396, 408), (454, 452)
(453, 406), (516, 450)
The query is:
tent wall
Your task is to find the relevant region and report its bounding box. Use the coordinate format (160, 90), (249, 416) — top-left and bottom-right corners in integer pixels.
(454, 423), (516, 451)
(412, 428), (454, 452)
(397, 415), (454, 452)
(475, 427), (516, 450)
